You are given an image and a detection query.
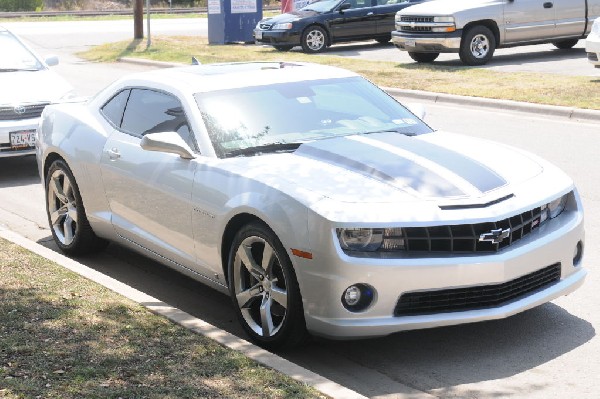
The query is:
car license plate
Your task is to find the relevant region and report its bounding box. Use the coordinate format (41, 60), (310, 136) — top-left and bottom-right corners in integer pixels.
(10, 130), (36, 149)
(405, 39), (416, 47)
(255, 30), (263, 40)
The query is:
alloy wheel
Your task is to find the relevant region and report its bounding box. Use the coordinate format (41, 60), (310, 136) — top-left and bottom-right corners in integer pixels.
(47, 168), (78, 246)
(469, 34), (490, 59)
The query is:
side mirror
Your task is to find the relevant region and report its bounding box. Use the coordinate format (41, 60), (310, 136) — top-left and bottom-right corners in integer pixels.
(140, 131), (196, 159)
(44, 55), (59, 67)
(339, 2), (352, 12)
(406, 103), (426, 120)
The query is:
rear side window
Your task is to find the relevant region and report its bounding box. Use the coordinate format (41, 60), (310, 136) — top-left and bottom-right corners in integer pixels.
(100, 89), (130, 128)
(121, 89), (196, 150)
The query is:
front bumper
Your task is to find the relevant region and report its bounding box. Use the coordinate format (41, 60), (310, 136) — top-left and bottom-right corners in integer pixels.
(254, 29), (301, 46)
(391, 30), (462, 53)
(297, 205), (585, 339)
(585, 34), (600, 67)
(0, 117), (38, 158)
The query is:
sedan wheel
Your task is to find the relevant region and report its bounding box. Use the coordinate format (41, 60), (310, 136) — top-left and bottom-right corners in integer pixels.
(46, 159), (107, 255)
(301, 26), (327, 53)
(228, 222), (306, 349)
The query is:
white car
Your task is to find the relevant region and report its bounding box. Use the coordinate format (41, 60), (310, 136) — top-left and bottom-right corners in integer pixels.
(36, 62), (586, 349)
(586, 17), (600, 68)
(0, 26), (74, 158)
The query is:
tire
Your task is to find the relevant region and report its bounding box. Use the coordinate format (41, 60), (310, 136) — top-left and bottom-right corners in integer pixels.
(273, 45), (294, 52)
(301, 25), (328, 53)
(45, 159), (108, 256)
(228, 222), (306, 350)
(408, 52), (440, 63)
(552, 39), (578, 50)
(375, 34), (391, 44)
(459, 25), (496, 66)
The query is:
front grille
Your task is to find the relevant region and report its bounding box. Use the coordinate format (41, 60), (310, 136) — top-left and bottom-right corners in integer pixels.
(588, 52), (599, 62)
(394, 263), (561, 316)
(0, 103), (49, 121)
(400, 16), (434, 23)
(385, 207), (543, 254)
(401, 26), (431, 33)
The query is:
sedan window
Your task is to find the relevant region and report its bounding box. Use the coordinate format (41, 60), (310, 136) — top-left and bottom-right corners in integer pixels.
(0, 31), (43, 71)
(195, 76), (432, 158)
(100, 89), (130, 128)
(121, 89), (197, 150)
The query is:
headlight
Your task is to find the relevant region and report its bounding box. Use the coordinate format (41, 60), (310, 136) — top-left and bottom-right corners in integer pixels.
(273, 22), (293, 30)
(338, 228), (383, 251)
(433, 16), (454, 23)
(540, 193), (569, 224)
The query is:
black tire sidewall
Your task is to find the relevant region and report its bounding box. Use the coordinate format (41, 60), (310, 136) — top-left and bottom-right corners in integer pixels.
(460, 25), (496, 66)
(408, 52), (440, 63)
(227, 222), (306, 349)
(301, 25), (327, 53)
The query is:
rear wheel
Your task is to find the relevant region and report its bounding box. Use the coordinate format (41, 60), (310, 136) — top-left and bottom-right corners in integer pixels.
(273, 45), (294, 52)
(228, 222), (306, 350)
(459, 25), (496, 66)
(301, 25), (328, 53)
(552, 39), (578, 49)
(408, 52), (439, 63)
(45, 159), (107, 256)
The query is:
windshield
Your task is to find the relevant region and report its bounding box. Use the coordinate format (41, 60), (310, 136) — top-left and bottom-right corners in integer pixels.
(194, 76), (432, 158)
(300, 0), (340, 12)
(0, 31), (43, 71)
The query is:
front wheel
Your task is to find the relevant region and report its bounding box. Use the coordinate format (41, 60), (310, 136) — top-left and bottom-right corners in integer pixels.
(459, 25), (496, 66)
(45, 159), (108, 256)
(301, 25), (328, 53)
(228, 222), (306, 350)
(552, 39), (578, 49)
(408, 52), (440, 63)
(375, 34), (391, 44)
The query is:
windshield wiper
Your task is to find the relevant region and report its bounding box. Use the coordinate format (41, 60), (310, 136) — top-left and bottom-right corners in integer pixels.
(224, 142), (303, 157)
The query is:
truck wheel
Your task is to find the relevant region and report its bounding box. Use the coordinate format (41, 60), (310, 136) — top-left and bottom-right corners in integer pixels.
(301, 25), (328, 53)
(273, 45), (294, 52)
(459, 25), (496, 66)
(408, 52), (439, 63)
(552, 39), (578, 49)
(375, 34), (391, 44)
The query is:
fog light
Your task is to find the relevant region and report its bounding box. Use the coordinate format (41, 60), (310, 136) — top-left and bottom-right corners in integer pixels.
(573, 241), (583, 266)
(342, 284), (375, 312)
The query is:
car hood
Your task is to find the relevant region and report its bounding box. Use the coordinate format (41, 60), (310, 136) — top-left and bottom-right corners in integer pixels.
(400, 0), (501, 16)
(0, 69), (73, 105)
(263, 10), (318, 23)
(228, 131), (546, 206)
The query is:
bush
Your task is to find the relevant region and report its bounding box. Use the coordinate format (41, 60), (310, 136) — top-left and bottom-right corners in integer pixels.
(0, 0), (43, 11)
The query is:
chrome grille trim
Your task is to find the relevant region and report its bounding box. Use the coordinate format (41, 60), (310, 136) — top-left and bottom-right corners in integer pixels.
(0, 102), (49, 121)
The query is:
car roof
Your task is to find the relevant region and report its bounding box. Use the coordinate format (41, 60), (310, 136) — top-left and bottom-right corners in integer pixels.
(117, 61), (360, 94)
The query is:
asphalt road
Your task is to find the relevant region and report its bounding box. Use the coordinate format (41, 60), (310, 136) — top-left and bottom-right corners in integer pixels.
(1, 18), (600, 399)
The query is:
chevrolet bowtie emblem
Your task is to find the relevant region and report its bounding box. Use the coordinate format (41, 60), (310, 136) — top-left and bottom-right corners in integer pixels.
(479, 228), (511, 244)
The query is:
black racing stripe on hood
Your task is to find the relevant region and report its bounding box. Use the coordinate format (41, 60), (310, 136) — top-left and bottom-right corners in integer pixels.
(368, 132), (507, 193)
(295, 137), (465, 197)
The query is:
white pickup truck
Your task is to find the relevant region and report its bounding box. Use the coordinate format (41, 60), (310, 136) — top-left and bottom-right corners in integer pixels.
(391, 0), (600, 65)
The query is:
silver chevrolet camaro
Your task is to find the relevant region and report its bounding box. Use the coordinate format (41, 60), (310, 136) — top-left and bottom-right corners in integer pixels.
(36, 62), (586, 349)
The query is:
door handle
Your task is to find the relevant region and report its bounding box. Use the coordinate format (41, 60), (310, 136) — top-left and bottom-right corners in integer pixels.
(107, 148), (120, 160)
(543, 2), (553, 8)
(367, 12), (374, 15)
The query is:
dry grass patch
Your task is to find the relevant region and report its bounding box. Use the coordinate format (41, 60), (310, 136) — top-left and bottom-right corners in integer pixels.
(80, 36), (600, 110)
(0, 238), (326, 399)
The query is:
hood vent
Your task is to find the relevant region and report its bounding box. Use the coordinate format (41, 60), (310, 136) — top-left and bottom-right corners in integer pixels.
(439, 194), (514, 211)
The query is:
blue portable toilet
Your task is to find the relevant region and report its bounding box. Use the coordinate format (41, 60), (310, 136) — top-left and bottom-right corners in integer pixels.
(208, 0), (263, 44)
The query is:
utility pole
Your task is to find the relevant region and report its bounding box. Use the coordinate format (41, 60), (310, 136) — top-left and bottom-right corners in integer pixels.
(134, 0), (143, 39)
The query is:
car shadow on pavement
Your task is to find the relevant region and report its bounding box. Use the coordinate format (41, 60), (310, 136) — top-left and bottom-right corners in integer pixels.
(0, 156), (40, 188)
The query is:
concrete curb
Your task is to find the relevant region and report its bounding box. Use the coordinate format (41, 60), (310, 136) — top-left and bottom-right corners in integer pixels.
(118, 57), (600, 124)
(0, 228), (367, 399)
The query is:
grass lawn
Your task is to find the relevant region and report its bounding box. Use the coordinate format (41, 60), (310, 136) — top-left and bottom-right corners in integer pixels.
(79, 36), (600, 110)
(0, 238), (326, 399)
